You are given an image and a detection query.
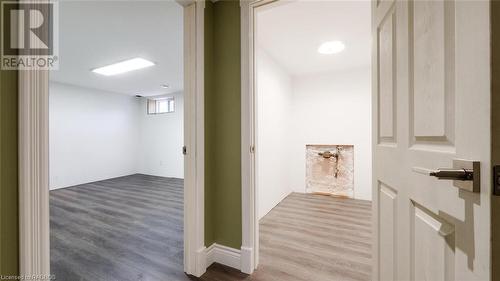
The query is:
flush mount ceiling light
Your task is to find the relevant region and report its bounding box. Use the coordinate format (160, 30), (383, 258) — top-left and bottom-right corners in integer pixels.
(317, 41), (345, 55)
(92, 57), (155, 76)
(160, 84), (170, 89)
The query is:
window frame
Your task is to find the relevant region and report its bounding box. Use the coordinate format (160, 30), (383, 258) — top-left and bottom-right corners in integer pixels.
(147, 96), (175, 115)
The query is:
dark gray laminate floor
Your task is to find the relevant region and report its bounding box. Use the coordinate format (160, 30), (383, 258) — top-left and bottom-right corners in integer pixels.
(201, 193), (372, 281)
(50, 174), (192, 281)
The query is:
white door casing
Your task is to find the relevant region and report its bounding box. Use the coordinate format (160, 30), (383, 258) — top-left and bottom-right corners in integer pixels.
(241, 0), (280, 274)
(183, 0), (206, 277)
(372, 1), (491, 281)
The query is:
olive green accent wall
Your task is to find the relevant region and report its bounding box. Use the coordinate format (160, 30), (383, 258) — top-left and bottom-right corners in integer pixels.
(0, 0), (19, 274)
(0, 68), (19, 275)
(204, 0), (215, 246)
(204, 0), (242, 249)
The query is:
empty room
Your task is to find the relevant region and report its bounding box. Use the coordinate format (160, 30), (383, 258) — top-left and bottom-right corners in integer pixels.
(48, 1), (187, 280)
(252, 1), (372, 280)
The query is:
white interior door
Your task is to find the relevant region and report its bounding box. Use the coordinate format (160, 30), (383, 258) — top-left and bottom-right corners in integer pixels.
(372, 1), (491, 280)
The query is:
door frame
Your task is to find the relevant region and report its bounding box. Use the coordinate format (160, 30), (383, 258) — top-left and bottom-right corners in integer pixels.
(240, 0), (278, 274)
(18, 0), (207, 278)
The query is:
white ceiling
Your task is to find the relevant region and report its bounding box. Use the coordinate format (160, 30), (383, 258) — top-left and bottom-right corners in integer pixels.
(50, 1), (183, 96)
(256, 0), (371, 77)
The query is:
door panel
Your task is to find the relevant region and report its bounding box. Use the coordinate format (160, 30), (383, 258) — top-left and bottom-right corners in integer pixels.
(410, 0), (455, 148)
(378, 7), (396, 142)
(378, 182), (397, 281)
(372, 0), (491, 280)
(411, 202), (455, 281)
(412, 0), (446, 138)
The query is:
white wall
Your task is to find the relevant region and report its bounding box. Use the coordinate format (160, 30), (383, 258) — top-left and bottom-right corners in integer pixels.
(256, 54), (372, 218)
(290, 67), (372, 200)
(49, 83), (184, 190)
(139, 92), (184, 178)
(257, 50), (293, 220)
(49, 82), (141, 189)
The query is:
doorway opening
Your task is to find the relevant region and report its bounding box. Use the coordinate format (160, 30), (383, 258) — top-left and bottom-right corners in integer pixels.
(245, 1), (372, 279)
(48, 1), (187, 280)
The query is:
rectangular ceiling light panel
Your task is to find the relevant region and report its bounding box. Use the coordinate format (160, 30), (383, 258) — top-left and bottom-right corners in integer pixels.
(92, 57), (155, 76)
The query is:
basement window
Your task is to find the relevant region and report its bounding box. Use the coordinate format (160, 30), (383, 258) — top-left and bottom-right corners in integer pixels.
(147, 97), (175, 114)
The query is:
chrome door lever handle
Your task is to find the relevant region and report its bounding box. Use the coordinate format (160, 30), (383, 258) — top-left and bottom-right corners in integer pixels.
(429, 168), (474, 181)
(412, 159), (480, 193)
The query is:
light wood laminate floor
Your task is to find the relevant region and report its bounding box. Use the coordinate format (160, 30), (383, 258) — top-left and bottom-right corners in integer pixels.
(202, 193), (372, 281)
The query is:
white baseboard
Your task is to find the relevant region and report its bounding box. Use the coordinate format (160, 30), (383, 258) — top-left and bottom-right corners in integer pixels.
(206, 243), (241, 271)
